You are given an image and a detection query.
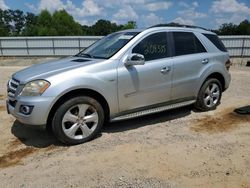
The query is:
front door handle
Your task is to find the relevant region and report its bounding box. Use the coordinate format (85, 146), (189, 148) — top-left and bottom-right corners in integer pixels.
(161, 66), (171, 74)
(202, 58), (209, 64)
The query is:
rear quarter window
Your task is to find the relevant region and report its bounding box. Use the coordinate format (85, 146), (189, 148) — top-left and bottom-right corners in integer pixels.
(203, 34), (227, 52)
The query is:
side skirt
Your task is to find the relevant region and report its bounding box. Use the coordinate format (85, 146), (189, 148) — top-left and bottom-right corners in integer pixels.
(110, 99), (196, 122)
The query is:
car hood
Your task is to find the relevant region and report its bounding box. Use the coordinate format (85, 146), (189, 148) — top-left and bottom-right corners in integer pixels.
(13, 57), (102, 83)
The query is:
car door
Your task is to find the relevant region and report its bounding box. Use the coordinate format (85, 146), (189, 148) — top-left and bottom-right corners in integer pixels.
(170, 31), (208, 100)
(117, 32), (173, 112)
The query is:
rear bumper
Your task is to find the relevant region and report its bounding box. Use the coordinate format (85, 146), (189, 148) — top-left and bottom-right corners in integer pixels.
(224, 72), (231, 91)
(6, 96), (55, 125)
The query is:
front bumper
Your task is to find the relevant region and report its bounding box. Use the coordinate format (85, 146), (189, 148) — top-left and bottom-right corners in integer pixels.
(6, 96), (55, 125)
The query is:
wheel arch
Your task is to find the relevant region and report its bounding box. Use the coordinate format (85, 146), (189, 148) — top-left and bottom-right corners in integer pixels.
(46, 88), (110, 129)
(195, 73), (224, 111)
(205, 72), (226, 91)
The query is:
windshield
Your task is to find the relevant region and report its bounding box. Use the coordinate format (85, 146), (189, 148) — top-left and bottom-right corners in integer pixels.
(76, 32), (139, 59)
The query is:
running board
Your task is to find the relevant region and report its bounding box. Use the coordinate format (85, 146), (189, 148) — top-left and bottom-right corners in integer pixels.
(111, 100), (196, 122)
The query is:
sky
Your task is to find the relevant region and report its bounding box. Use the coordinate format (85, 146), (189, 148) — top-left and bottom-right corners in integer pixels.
(0, 0), (250, 29)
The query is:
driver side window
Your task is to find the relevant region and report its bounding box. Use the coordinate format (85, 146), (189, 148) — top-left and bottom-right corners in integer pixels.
(132, 32), (168, 61)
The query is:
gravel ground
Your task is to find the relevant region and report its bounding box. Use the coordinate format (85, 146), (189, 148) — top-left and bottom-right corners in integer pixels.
(0, 59), (249, 188)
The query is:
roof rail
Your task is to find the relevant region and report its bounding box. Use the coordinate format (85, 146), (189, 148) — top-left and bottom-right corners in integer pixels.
(149, 23), (208, 31)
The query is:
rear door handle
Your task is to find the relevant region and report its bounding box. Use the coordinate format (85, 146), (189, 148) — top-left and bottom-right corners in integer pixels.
(202, 59), (209, 64)
(161, 66), (171, 74)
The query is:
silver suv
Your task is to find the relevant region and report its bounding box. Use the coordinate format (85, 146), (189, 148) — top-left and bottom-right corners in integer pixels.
(6, 26), (231, 144)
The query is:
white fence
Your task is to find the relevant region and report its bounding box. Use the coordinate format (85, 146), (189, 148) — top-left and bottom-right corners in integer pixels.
(0, 35), (249, 57)
(0, 36), (102, 56)
(221, 36), (250, 57)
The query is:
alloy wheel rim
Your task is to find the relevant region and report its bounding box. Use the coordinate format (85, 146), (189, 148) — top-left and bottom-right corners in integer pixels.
(62, 104), (99, 140)
(203, 83), (220, 108)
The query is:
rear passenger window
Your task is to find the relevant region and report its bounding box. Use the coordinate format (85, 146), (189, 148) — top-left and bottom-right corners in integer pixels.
(203, 33), (227, 52)
(132, 32), (168, 61)
(173, 32), (206, 56)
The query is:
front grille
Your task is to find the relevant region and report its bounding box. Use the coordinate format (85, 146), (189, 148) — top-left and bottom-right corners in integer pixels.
(9, 100), (17, 107)
(7, 78), (20, 98)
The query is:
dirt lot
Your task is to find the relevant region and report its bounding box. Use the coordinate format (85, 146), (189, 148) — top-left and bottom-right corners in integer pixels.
(0, 59), (249, 188)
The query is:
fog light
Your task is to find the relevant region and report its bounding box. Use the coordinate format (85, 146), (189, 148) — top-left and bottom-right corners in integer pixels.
(20, 105), (34, 115)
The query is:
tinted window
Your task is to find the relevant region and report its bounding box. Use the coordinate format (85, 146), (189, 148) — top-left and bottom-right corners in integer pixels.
(132, 32), (168, 61)
(173, 32), (206, 56)
(203, 33), (227, 52)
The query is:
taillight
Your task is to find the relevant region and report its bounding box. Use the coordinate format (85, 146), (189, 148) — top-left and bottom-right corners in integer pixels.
(225, 59), (232, 71)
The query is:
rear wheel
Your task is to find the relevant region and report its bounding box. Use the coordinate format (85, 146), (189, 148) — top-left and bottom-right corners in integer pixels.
(52, 96), (104, 145)
(195, 78), (222, 111)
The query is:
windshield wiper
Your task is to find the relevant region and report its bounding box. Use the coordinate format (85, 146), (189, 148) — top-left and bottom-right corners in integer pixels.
(76, 53), (93, 58)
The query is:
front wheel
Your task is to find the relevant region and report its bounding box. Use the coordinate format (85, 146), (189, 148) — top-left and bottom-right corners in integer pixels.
(195, 78), (222, 111)
(52, 96), (104, 145)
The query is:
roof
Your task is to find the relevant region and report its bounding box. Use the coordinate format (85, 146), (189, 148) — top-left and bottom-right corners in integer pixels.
(149, 24), (208, 30)
(120, 25), (215, 35)
(146, 26), (214, 34)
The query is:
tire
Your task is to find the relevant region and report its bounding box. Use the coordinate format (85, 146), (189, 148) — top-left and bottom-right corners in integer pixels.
(195, 78), (222, 111)
(52, 96), (104, 145)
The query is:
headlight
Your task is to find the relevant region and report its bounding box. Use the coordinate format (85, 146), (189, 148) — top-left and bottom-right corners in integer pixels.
(20, 80), (50, 96)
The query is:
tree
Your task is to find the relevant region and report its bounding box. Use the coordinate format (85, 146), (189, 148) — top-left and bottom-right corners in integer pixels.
(22, 12), (38, 36)
(84, 19), (136, 36)
(82, 25), (93, 35)
(237, 20), (250, 35)
(52, 10), (82, 36)
(10, 9), (25, 35)
(217, 23), (238, 35)
(91, 19), (114, 35)
(0, 9), (13, 36)
(0, 9), (9, 36)
(36, 10), (57, 36)
(215, 20), (250, 35)
(122, 21), (137, 30)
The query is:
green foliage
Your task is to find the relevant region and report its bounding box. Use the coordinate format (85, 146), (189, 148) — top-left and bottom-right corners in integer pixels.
(36, 10), (56, 36)
(0, 9), (12, 36)
(23, 9), (83, 36)
(10, 9), (25, 35)
(22, 12), (38, 36)
(0, 9), (9, 36)
(216, 20), (250, 35)
(82, 20), (135, 36)
(0, 8), (136, 36)
(1, 7), (249, 37)
(237, 20), (250, 35)
(122, 21), (137, 30)
(91, 19), (113, 35)
(52, 10), (82, 36)
(90, 19), (124, 36)
(216, 23), (238, 35)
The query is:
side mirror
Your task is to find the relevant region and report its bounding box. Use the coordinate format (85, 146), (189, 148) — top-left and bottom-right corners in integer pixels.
(125, 53), (145, 66)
